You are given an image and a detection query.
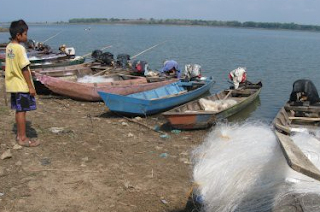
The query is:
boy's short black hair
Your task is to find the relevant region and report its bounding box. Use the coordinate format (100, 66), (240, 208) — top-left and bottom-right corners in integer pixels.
(9, 19), (28, 39)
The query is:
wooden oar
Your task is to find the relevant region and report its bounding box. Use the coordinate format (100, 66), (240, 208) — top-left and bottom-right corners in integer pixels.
(42, 31), (63, 43)
(81, 45), (113, 58)
(92, 69), (109, 76)
(275, 131), (320, 181)
(131, 41), (167, 60)
(223, 90), (232, 100)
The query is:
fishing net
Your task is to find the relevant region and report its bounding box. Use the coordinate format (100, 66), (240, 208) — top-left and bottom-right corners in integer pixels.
(198, 99), (237, 112)
(77, 75), (114, 83)
(191, 122), (320, 212)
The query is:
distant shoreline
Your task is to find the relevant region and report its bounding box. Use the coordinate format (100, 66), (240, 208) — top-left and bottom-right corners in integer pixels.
(68, 18), (320, 32)
(0, 27), (8, 32)
(1, 18), (320, 32)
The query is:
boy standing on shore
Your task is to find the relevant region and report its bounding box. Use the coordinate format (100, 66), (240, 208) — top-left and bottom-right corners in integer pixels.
(5, 20), (39, 147)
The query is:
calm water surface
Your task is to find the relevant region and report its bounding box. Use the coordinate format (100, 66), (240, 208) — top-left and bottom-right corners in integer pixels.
(1, 24), (320, 123)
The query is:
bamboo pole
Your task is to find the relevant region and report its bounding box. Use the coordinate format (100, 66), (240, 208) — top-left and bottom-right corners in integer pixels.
(42, 31), (63, 43)
(92, 69), (109, 76)
(223, 90), (232, 100)
(120, 115), (166, 135)
(131, 41), (167, 60)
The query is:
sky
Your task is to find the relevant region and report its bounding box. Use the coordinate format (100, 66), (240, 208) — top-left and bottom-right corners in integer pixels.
(1, 0), (320, 25)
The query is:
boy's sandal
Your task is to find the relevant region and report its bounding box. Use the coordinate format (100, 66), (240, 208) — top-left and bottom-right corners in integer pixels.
(18, 139), (40, 147)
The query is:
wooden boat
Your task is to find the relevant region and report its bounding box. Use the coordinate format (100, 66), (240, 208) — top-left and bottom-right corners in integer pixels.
(27, 53), (70, 63)
(29, 56), (85, 69)
(36, 73), (177, 101)
(0, 43), (7, 47)
(31, 63), (94, 78)
(36, 73), (148, 101)
(273, 79), (320, 181)
(273, 103), (320, 181)
(1, 55), (85, 70)
(162, 81), (262, 129)
(98, 77), (215, 116)
(0, 49), (69, 62)
(0, 49), (51, 60)
(31, 62), (106, 94)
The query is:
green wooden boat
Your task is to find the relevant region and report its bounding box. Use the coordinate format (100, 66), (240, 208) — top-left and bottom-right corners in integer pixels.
(163, 81), (262, 129)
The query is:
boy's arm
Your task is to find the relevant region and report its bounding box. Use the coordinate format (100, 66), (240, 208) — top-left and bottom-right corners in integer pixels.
(22, 66), (36, 96)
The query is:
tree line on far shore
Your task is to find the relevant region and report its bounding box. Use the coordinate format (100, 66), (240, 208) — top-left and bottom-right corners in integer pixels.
(0, 27), (8, 32)
(69, 18), (320, 32)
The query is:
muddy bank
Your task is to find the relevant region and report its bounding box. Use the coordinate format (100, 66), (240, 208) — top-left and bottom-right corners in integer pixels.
(0, 77), (209, 212)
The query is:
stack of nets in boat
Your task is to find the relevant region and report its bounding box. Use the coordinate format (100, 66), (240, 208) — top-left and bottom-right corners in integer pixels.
(199, 98), (237, 112)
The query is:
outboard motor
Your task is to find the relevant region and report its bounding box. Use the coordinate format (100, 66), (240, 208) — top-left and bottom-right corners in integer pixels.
(289, 79), (320, 105)
(26, 39), (36, 49)
(91, 50), (103, 61)
(131, 60), (148, 76)
(99, 52), (114, 65)
(116, 54), (130, 68)
(183, 64), (203, 81)
(64, 47), (75, 56)
(35, 42), (51, 53)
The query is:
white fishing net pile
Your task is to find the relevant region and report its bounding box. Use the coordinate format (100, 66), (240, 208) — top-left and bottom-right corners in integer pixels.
(192, 122), (320, 212)
(77, 75), (114, 83)
(292, 132), (320, 168)
(199, 98), (237, 112)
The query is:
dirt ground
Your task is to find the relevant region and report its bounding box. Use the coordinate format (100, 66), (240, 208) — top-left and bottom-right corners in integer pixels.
(0, 76), (209, 212)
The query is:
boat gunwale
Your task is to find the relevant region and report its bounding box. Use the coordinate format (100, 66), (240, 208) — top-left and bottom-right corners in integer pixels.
(163, 85), (262, 116)
(100, 79), (213, 104)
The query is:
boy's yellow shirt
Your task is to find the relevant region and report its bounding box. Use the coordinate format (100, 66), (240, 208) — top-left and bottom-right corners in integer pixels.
(5, 42), (34, 93)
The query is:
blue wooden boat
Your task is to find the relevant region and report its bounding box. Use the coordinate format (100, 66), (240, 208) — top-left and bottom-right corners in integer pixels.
(98, 77), (214, 116)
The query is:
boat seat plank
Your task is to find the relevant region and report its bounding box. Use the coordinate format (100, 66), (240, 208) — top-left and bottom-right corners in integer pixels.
(274, 123), (291, 134)
(290, 124), (320, 132)
(275, 122), (319, 135)
(285, 105), (320, 113)
(288, 116), (320, 121)
(228, 97), (245, 102)
(275, 131), (320, 181)
(215, 93), (221, 100)
(164, 86), (170, 95)
(150, 90), (187, 100)
(229, 89), (253, 95)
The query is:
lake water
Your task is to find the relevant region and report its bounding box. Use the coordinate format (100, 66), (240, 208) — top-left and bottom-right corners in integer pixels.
(1, 24), (320, 123)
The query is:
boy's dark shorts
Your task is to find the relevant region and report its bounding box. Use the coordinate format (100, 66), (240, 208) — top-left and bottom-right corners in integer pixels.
(11, 93), (37, 112)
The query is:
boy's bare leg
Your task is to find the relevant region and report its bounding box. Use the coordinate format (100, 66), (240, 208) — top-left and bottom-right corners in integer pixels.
(15, 111), (39, 147)
(16, 111), (27, 141)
